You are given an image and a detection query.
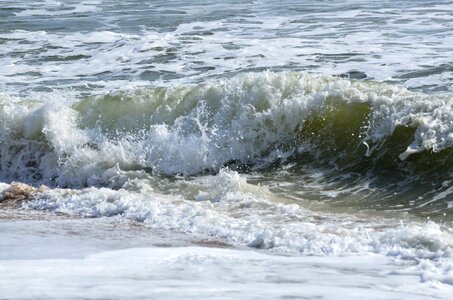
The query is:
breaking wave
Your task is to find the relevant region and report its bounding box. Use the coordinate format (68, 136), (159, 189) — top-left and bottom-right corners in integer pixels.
(0, 72), (452, 211)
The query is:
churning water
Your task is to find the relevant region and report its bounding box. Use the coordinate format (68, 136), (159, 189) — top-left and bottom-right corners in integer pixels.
(1, 1), (452, 299)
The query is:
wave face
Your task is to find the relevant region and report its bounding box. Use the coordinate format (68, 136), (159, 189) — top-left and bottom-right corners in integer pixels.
(0, 72), (452, 213)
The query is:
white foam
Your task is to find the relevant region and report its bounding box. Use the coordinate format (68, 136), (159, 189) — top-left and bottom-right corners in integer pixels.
(1, 0), (452, 95)
(13, 0), (101, 17)
(0, 182), (10, 197)
(3, 169), (453, 295)
(1, 246), (452, 300)
(25, 170), (453, 260)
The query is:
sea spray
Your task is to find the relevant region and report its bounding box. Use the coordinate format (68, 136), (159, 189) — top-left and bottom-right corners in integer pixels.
(0, 72), (451, 212)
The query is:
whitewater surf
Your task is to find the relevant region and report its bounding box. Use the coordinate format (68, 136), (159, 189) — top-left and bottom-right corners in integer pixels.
(1, 1), (452, 299)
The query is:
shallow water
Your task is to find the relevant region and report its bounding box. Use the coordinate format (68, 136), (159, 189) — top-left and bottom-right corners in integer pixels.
(1, 0), (452, 299)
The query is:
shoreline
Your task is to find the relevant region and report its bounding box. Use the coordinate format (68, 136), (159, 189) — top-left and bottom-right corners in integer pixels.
(0, 206), (233, 261)
(1, 214), (451, 300)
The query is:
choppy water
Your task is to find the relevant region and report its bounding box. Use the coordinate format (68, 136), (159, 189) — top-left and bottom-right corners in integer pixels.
(1, 0), (453, 299)
(1, 0), (452, 96)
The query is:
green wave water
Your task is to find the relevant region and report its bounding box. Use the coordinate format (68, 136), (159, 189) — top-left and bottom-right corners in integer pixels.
(0, 72), (452, 216)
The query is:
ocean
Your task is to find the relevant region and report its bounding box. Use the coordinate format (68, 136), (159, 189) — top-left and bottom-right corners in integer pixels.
(0, 0), (452, 299)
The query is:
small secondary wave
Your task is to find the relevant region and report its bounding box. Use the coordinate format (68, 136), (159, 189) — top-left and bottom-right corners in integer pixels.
(1, 172), (452, 272)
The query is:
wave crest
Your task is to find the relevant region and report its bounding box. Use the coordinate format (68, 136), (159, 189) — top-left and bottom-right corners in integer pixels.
(0, 72), (451, 191)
